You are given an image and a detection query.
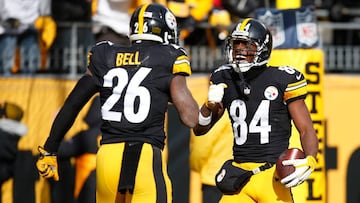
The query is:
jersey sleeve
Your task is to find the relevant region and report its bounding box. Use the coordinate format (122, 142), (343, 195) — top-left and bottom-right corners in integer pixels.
(209, 65), (233, 84)
(171, 46), (192, 76)
(87, 41), (113, 86)
(283, 67), (307, 104)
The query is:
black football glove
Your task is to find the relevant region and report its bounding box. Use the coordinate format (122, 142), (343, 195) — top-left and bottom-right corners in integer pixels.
(36, 146), (59, 181)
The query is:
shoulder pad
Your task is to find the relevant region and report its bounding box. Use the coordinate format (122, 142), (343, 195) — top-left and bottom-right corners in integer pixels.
(213, 64), (232, 73)
(210, 64), (234, 83)
(174, 45), (188, 55)
(95, 40), (113, 46)
(275, 66), (305, 81)
(90, 41), (113, 55)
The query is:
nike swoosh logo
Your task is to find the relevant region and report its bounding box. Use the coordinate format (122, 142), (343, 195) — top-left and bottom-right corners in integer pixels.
(296, 74), (302, 80)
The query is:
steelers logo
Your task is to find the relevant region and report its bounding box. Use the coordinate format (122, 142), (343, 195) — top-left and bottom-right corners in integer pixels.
(165, 11), (177, 30)
(264, 86), (279, 100)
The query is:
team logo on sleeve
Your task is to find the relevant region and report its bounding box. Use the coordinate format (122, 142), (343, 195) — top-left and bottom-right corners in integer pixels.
(264, 86), (279, 100)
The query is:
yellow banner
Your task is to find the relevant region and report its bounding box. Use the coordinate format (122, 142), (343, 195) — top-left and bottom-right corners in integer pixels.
(323, 74), (360, 203)
(269, 49), (326, 203)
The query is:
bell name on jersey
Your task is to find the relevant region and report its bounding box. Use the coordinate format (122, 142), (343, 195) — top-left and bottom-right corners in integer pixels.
(116, 51), (141, 66)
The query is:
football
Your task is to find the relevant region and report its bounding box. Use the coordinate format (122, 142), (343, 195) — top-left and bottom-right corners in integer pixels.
(275, 148), (305, 179)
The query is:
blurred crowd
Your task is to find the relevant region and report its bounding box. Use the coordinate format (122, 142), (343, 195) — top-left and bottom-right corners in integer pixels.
(0, 0), (359, 75)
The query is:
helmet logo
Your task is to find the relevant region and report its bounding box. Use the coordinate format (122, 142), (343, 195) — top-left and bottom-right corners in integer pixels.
(165, 11), (177, 30)
(233, 23), (249, 37)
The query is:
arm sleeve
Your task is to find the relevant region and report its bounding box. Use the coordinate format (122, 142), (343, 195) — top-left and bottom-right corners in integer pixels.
(44, 75), (99, 152)
(284, 70), (308, 104)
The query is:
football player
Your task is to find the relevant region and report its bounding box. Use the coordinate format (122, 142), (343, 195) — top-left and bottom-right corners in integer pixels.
(36, 3), (199, 203)
(193, 18), (319, 202)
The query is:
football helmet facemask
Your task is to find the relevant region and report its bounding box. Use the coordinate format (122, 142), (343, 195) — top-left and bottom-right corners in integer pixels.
(129, 3), (178, 45)
(225, 18), (272, 73)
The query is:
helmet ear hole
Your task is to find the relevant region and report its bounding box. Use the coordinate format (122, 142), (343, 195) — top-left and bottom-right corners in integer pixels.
(129, 3), (178, 44)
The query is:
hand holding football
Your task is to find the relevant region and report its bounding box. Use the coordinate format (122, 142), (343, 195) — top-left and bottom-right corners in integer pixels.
(276, 148), (305, 179)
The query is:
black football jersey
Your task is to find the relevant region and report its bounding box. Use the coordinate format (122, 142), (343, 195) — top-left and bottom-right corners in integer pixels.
(210, 65), (307, 163)
(88, 41), (191, 149)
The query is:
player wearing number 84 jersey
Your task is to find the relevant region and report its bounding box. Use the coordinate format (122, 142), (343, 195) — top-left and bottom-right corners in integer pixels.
(210, 65), (307, 163)
(36, 3), (199, 203)
(193, 18), (318, 202)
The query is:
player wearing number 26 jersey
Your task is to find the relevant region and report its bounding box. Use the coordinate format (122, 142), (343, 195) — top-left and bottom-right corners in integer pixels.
(193, 18), (318, 203)
(36, 3), (199, 203)
(88, 39), (190, 149)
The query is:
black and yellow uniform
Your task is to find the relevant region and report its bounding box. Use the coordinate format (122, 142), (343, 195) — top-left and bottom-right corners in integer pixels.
(210, 64), (307, 202)
(88, 40), (191, 149)
(39, 4), (199, 203)
(87, 40), (191, 203)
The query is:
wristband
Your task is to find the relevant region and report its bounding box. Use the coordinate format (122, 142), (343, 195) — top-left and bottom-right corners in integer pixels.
(198, 112), (212, 126)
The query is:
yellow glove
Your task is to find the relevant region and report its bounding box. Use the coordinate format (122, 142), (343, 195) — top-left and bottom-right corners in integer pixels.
(36, 146), (59, 181)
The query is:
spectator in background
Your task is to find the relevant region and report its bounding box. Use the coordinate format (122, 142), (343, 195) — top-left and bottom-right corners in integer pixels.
(166, 0), (213, 45)
(221, 0), (264, 20)
(206, 0), (232, 49)
(91, 0), (135, 45)
(50, 0), (94, 74)
(0, 102), (27, 203)
(0, 0), (52, 76)
(34, 9), (57, 73)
